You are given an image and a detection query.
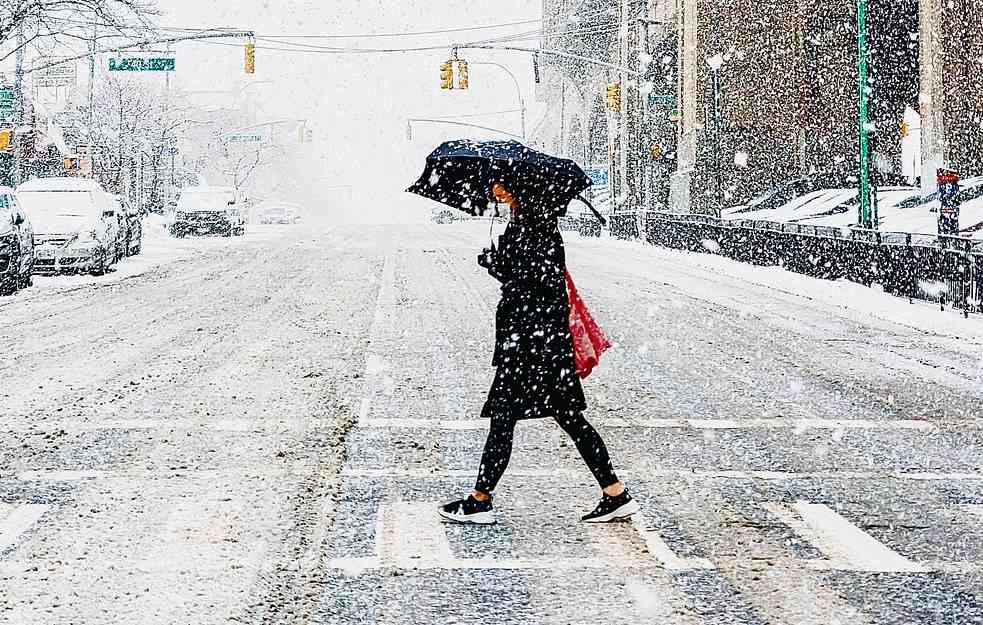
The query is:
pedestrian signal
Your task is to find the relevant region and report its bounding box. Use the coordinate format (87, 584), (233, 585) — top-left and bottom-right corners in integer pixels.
(440, 61), (454, 90)
(605, 83), (621, 111)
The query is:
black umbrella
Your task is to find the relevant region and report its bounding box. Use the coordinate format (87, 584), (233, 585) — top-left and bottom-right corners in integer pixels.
(407, 140), (605, 224)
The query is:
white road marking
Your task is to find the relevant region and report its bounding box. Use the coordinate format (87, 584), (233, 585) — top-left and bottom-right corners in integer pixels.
(964, 504), (983, 521)
(376, 501), (453, 568)
(630, 514), (714, 570)
(354, 416), (941, 431)
(0, 418), (329, 433)
(341, 467), (983, 482)
(16, 470), (105, 481)
(0, 504), (50, 552)
(327, 555), (679, 571)
(764, 502), (928, 573)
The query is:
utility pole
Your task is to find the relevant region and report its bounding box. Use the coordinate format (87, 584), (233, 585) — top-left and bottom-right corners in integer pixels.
(13, 24), (25, 186)
(87, 26), (96, 179)
(619, 0), (630, 214)
(857, 0), (873, 229)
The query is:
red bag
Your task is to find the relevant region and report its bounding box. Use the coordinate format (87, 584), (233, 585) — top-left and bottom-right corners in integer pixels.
(565, 271), (612, 379)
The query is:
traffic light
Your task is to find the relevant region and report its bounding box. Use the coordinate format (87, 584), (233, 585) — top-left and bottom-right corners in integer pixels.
(63, 156), (78, 171)
(605, 83), (621, 111)
(456, 60), (469, 90)
(245, 42), (256, 74)
(440, 61), (454, 90)
(900, 120), (910, 138)
(0, 129), (12, 152)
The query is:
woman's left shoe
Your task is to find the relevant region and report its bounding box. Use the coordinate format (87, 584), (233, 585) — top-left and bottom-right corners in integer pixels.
(581, 490), (640, 523)
(438, 495), (496, 525)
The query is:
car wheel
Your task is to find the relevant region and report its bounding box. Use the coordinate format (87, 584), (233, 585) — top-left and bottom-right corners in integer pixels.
(91, 251), (107, 276)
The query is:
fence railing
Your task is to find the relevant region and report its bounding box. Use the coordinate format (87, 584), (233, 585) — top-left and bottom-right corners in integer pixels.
(607, 211), (983, 315)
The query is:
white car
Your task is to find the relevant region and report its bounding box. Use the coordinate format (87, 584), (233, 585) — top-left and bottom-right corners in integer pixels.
(17, 177), (121, 275)
(170, 187), (246, 237)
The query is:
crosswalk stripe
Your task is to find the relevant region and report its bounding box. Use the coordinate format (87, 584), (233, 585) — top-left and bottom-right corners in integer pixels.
(341, 467), (983, 482)
(630, 514), (713, 570)
(763, 502), (928, 573)
(0, 504), (50, 553)
(376, 501), (453, 568)
(355, 417), (941, 432)
(965, 504), (983, 520)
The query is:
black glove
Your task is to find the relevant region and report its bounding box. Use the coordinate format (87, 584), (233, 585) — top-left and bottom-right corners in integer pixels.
(477, 244), (496, 270)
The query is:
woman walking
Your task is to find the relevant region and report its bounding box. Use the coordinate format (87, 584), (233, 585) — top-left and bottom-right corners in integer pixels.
(439, 180), (638, 525)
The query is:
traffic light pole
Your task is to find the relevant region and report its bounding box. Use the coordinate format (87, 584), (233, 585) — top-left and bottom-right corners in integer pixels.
(12, 23), (24, 186)
(453, 44), (644, 78)
(23, 30), (257, 76)
(405, 118), (524, 141)
(857, 0), (873, 229)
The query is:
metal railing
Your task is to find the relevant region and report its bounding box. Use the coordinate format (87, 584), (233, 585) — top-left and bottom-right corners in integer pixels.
(607, 211), (983, 315)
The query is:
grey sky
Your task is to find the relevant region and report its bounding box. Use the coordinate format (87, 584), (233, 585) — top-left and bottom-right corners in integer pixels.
(163, 0), (544, 213)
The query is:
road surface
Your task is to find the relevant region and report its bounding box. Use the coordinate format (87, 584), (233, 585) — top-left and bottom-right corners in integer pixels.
(1, 219), (981, 624)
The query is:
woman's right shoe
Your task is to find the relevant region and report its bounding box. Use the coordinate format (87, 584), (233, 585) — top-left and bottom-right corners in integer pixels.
(438, 495), (496, 525)
(581, 490), (640, 523)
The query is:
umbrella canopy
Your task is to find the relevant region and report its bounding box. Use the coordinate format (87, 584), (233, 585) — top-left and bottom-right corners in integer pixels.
(407, 140), (593, 218)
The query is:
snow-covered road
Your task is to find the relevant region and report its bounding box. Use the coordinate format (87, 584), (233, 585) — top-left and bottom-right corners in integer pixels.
(1, 220), (981, 624)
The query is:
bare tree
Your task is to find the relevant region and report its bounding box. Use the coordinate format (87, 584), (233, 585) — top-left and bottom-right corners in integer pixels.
(0, 0), (157, 62)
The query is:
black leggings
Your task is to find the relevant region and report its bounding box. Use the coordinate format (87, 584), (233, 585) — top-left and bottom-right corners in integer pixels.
(474, 404), (619, 495)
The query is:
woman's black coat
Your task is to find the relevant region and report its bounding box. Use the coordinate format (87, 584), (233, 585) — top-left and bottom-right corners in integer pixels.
(481, 216), (586, 421)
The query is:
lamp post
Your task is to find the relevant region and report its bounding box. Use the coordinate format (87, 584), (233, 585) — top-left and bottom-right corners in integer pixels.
(469, 62), (526, 140)
(857, 0), (874, 229)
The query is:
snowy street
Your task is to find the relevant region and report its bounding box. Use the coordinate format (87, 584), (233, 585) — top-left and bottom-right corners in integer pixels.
(1, 218), (982, 624)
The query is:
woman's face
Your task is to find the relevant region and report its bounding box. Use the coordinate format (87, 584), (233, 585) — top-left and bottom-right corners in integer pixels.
(491, 183), (519, 217)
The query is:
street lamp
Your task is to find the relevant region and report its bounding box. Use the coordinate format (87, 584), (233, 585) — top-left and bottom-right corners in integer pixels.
(706, 54), (724, 217)
(469, 62), (526, 140)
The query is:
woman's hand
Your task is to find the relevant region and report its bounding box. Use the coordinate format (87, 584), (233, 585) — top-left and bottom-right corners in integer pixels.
(477, 245), (496, 270)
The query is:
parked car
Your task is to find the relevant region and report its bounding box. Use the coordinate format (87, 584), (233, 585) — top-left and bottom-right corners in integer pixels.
(16, 177), (120, 275)
(256, 201), (302, 224)
(431, 207), (457, 224)
(0, 187), (34, 295)
(170, 187), (246, 237)
(114, 195), (143, 256)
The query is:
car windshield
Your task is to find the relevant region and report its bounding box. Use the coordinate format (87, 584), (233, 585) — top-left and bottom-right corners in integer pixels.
(178, 193), (232, 211)
(17, 191), (96, 232)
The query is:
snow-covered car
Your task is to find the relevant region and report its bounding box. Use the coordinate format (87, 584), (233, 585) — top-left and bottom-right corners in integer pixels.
(17, 177), (121, 275)
(114, 195), (143, 256)
(723, 185), (921, 229)
(0, 187), (34, 295)
(431, 207), (457, 224)
(170, 187), (246, 237)
(256, 202), (301, 224)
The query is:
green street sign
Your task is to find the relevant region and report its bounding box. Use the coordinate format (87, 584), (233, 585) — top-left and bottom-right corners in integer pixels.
(650, 94), (676, 108)
(0, 89), (15, 121)
(108, 57), (176, 72)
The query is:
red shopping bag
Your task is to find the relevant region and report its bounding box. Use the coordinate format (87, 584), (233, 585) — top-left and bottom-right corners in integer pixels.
(565, 271), (612, 379)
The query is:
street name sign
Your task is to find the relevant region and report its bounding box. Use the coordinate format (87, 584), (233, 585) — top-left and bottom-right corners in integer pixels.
(0, 89), (15, 122)
(109, 58), (176, 72)
(226, 133), (264, 143)
(586, 167), (610, 187)
(650, 94), (677, 108)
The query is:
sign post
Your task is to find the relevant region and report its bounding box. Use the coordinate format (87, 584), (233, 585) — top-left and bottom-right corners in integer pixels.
(937, 168), (960, 236)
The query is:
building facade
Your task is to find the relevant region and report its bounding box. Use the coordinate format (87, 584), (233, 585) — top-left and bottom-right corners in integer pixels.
(536, 0), (982, 216)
